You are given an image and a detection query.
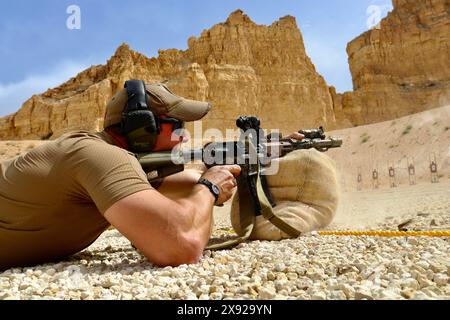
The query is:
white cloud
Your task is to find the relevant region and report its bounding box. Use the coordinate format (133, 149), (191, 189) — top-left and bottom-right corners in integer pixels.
(0, 61), (88, 117)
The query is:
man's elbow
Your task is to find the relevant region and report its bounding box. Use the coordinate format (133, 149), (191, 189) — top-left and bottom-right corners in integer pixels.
(177, 235), (204, 265)
(149, 202), (206, 267)
(148, 234), (204, 267)
(171, 202), (206, 265)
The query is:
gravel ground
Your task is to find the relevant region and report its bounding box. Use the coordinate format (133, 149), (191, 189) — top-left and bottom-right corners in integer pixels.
(1, 183), (449, 300)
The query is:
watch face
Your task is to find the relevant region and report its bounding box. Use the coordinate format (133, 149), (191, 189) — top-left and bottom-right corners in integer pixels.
(211, 184), (220, 196)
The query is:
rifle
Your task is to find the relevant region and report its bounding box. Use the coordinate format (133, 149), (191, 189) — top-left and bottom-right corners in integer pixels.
(138, 116), (343, 249)
(137, 116), (343, 182)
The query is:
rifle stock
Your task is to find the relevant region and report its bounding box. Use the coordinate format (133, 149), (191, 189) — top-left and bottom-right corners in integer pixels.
(137, 151), (184, 181)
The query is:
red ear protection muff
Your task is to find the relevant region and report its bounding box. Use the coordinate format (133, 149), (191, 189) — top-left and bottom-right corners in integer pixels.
(152, 116), (184, 152)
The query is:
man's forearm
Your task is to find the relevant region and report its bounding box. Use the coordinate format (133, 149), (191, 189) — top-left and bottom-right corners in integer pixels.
(156, 167), (214, 248)
(174, 185), (215, 247)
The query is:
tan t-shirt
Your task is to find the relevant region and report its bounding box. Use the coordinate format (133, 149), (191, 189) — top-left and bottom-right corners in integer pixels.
(0, 131), (152, 270)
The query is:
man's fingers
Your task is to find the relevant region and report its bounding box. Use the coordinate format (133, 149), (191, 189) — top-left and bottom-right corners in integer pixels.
(289, 132), (305, 141)
(222, 165), (242, 177)
(224, 179), (237, 188)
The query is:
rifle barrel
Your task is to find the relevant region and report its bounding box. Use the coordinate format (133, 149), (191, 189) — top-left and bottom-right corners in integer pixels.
(182, 137), (343, 164)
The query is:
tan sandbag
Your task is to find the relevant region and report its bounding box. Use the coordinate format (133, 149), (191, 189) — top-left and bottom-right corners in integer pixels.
(231, 149), (340, 240)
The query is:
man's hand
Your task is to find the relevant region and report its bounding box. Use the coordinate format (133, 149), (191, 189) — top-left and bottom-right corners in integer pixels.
(286, 132), (305, 141)
(200, 165), (241, 205)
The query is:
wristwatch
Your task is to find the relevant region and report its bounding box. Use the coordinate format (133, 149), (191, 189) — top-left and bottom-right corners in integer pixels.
(197, 178), (220, 204)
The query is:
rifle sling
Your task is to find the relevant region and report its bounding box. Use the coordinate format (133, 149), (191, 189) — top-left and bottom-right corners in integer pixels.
(205, 166), (255, 250)
(259, 174), (276, 209)
(205, 142), (301, 251)
(255, 165), (302, 238)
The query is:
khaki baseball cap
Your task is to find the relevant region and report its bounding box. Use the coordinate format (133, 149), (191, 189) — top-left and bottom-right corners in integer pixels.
(104, 82), (211, 129)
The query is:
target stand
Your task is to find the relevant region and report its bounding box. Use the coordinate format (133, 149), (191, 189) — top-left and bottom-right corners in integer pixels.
(387, 162), (397, 188)
(372, 168), (379, 189)
(357, 167), (362, 191)
(407, 158), (416, 186)
(429, 153), (439, 184)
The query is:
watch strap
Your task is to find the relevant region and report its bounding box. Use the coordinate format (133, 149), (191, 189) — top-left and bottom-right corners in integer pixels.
(197, 178), (220, 203)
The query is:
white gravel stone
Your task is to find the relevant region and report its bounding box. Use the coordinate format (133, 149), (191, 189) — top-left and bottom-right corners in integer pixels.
(210, 292), (223, 300)
(45, 268), (56, 276)
(340, 284), (356, 299)
(415, 261), (430, 269)
(258, 287), (277, 300)
(401, 278), (420, 290)
(355, 287), (374, 300)
(311, 291), (327, 300)
(328, 290), (347, 300)
(380, 289), (403, 299)
(412, 291), (432, 300)
(433, 274), (448, 286)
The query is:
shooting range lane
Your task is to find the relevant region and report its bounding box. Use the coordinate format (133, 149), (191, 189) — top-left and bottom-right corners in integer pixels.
(0, 106), (449, 299)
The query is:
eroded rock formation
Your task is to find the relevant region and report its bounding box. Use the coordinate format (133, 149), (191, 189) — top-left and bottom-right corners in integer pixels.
(0, 10), (338, 140)
(341, 0), (450, 125)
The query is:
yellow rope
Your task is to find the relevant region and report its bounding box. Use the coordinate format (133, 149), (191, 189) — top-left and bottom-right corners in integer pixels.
(221, 228), (450, 237)
(318, 230), (450, 237)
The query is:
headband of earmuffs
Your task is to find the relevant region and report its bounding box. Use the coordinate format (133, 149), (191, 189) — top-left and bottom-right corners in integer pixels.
(121, 80), (159, 153)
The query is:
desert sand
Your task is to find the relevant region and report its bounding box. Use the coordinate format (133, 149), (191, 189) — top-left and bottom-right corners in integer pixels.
(327, 105), (450, 192)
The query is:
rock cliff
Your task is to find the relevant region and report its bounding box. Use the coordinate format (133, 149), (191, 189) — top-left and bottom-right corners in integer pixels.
(341, 0), (450, 125)
(0, 10), (338, 140)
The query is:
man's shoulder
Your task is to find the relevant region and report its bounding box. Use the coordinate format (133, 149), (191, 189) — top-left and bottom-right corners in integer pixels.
(57, 130), (110, 145)
(58, 130), (122, 149)
(57, 130), (136, 162)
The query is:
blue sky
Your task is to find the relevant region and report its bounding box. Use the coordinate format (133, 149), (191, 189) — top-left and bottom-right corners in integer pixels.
(0, 0), (393, 117)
